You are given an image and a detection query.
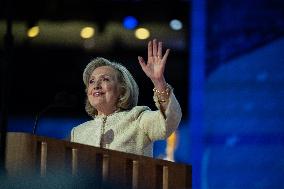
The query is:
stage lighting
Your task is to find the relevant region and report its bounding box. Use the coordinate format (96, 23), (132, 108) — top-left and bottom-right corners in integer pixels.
(123, 16), (138, 30)
(169, 19), (183, 31)
(135, 28), (150, 40)
(27, 26), (40, 38)
(80, 27), (95, 39)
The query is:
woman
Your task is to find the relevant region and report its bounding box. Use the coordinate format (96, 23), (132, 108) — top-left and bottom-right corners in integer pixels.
(71, 39), (182, 157)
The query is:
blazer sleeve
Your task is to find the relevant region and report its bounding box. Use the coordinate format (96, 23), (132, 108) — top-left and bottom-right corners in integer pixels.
(138, 90), (182, 141)
(70, 127), (75, 142)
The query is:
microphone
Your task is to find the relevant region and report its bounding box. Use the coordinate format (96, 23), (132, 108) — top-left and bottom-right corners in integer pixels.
(32, 104), (54, 135)
(32, 91), (77, 135)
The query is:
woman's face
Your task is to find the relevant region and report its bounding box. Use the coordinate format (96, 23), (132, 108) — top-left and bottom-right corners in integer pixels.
(87, 66), (121, 115)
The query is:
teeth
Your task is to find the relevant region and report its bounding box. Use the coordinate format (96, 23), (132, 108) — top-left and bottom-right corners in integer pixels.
(94, 92), (102, 96)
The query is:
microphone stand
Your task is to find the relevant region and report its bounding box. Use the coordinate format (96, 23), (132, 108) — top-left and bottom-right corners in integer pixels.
(32, 91), (77, 135)
(32, 104), (54, 135)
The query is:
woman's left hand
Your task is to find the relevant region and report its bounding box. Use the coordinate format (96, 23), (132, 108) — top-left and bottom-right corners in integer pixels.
(138, 39), (170, 90)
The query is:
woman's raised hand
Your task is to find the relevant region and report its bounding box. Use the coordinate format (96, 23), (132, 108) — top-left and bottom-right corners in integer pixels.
(138, 39), (170, 90)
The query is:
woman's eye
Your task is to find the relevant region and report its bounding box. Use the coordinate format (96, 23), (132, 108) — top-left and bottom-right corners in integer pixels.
(89, 79), (94, 84)
(103, 78), (110, 81)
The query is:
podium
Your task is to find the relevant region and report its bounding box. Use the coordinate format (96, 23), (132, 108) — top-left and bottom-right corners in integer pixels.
(4, 132), (191, 189)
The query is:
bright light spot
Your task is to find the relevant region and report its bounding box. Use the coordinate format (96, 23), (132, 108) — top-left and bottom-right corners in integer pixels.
(27, 26), (40, 38)
(80, 27), (95, 39)
(169, 19), (183, 30)
(123, 16), (138, 30)
(135, 28), (150, 40)
(165, 132), (177, 161)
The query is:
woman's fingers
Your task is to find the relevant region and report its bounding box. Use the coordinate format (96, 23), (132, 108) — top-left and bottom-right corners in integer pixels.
(158, 42), (162, 58)
(152, 39), (157, 57)
(162, 49), (170, 63)
(147, 39), (168, 63)
(138, 56), (146, 69)
(148, 41), (152, 60)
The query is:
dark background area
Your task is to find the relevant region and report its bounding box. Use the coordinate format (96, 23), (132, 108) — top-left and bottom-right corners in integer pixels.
(0, 0), (189, 119)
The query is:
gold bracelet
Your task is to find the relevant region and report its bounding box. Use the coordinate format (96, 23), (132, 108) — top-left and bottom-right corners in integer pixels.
(153, 84), (172, 103)
(153, 84), (171, 95)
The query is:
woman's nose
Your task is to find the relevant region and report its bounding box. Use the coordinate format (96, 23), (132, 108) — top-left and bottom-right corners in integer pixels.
(94, 81), (102, 89)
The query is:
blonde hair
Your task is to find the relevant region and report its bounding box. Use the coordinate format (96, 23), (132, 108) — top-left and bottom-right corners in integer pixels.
(83, 57), (139, 117)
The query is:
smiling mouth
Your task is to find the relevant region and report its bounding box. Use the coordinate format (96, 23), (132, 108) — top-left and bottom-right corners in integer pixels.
(93, 92), (104, 97)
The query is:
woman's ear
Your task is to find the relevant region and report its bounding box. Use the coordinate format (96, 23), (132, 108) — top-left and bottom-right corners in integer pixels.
(117, 85), (125, 107)
(119, 85), (126, 96)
